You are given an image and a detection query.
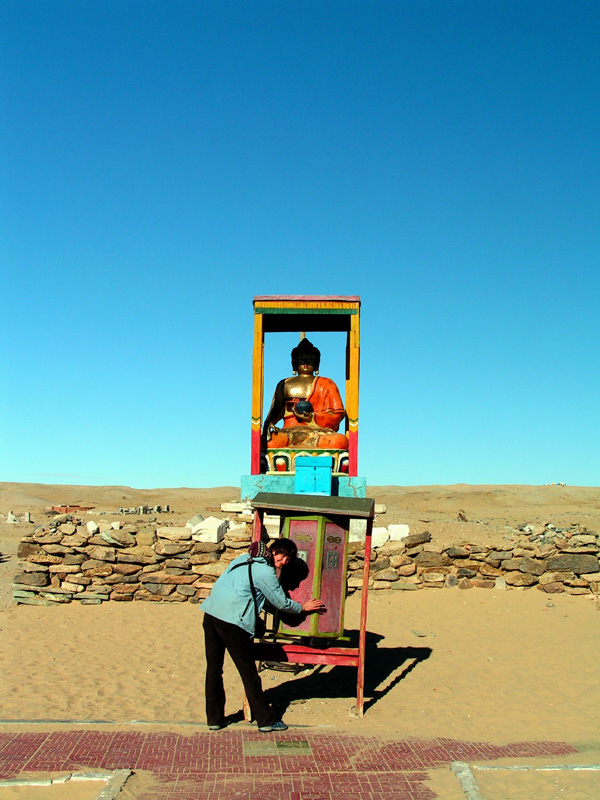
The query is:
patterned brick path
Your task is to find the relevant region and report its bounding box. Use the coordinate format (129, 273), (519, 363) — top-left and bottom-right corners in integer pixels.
(0, 729), (577, 799)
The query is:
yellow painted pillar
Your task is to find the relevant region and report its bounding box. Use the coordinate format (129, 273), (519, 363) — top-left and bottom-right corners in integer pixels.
(251, 312), (264, 474)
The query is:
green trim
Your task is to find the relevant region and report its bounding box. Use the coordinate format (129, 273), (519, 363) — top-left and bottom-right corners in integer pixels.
(312, 517), (324, 636)
(281, 516), (321, 637)
(323, 515), (349, 637)
(266, 448), (347, 453)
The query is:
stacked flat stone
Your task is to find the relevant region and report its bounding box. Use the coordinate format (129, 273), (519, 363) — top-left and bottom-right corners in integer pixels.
(11, 514), (599, 605)
(346, 523), (600, 594)
(12, 513), (252, 606)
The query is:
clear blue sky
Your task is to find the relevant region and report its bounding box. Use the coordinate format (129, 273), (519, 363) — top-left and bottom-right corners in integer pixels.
(1, 1), (598, 489)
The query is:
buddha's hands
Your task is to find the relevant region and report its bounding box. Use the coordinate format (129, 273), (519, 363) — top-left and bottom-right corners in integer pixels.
(302, 598), (326, 614)
(265, 424), (279, 441)
(293, 399), (314, 424)
(294, 410), (312, 424)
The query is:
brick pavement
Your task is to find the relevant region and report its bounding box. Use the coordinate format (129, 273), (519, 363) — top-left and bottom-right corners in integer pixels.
(0, 729), (578, 799)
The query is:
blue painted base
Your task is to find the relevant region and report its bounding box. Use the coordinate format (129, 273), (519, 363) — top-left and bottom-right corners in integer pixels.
(240, 474), (367, 500)
(294, 456), (333, 496)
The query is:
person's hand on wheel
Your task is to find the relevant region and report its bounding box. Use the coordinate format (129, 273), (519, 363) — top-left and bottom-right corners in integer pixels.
(302, 599), (326, 613)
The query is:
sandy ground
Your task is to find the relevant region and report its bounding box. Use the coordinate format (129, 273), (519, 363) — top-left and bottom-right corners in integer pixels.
(1, 482), (599, 798)
(1, 587), (599, 744)
(0, 778), (105, 799)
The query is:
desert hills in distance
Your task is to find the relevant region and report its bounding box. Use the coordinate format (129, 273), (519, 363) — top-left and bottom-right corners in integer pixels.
(1, 481), (598, 553)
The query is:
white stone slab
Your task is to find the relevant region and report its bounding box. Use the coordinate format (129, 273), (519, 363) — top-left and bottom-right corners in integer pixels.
(227, 521), (248, 535)
(388, 524), (410, 541)
(372, 526), (390, 548)
(349, 518), (367, 542)
(221, 502), (251, 513)
(191, 516), (228, 543)
(264, 514), (282, 538)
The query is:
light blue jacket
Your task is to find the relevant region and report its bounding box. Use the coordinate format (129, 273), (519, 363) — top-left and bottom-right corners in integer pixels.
(201, 553), (302, 637)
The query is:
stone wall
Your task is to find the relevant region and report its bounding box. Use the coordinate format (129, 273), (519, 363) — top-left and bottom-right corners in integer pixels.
(347, 525), (600, 595)
(12, 513), (599, 605)
(12, 514), (253, 606)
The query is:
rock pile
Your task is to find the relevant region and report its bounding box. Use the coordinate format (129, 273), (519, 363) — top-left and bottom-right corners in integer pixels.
(12, 513), (599, 605)
(347, 522), (600, 594)
(12, 513), (252, 606)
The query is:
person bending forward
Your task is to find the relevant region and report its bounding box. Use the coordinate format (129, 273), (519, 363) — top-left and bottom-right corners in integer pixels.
(200, 538), (325, 732)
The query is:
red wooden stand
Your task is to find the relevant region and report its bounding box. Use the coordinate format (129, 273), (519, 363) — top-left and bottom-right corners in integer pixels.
(250, 493), (374, 717)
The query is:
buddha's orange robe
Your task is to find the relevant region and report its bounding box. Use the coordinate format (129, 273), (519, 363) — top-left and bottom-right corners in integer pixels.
(283, 377), (345, 430)
(268, 376), (349, 450)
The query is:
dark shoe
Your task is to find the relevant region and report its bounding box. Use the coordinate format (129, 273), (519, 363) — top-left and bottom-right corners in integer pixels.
(258, 720), (288, 732)
(208, 723), (225, 730)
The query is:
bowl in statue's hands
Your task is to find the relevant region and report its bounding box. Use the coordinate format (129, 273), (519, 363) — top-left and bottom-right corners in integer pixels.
(295, 400), (313, 415)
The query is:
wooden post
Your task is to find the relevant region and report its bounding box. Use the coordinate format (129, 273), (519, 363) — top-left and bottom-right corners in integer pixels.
(356, 514), (372, 717)
(346, 313), (360, 477)
(245, 507), (266, 722)
(253, 509), (264, 543)
(251, 312), (264, 474)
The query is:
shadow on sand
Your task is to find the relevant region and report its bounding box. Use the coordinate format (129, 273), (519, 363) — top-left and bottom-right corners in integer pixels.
(263, 630), (432, 716)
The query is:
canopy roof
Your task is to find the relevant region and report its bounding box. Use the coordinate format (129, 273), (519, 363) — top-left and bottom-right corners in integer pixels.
(251, 491), (374, 519)
(253, 295), (360, 333)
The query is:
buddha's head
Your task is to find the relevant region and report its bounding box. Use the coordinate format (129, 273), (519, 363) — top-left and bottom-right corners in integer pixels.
(291, 338), (320, 374)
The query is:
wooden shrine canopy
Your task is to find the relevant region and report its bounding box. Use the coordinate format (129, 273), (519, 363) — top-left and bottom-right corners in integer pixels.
(251, 295), (361, 476)
(253, 295), (361, 332)
(251, 492), (374, 716)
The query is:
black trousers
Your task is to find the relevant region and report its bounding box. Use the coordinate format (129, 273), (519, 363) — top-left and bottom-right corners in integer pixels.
(203, 612), (276, 728)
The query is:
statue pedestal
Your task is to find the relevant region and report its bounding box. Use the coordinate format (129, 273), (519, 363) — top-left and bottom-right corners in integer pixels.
(241, 473), (366, 500)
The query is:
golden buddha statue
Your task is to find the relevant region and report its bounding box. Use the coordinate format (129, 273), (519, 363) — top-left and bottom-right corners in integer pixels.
(262, 339), (349, 450)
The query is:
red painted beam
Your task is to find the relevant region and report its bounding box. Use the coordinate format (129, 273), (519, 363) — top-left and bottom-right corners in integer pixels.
(254, 295), (360, 302)
(253, 642), (359, 668)
(251, 428), (261, 474)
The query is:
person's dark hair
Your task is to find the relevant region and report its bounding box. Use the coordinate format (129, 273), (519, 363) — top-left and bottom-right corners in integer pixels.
(269, 538), (298, 559)
(291, 338), (320, 372)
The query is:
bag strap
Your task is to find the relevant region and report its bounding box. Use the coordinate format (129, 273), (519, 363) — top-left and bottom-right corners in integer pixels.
(229, 557), (262, 623)
(229, 556), (260, 622)
(246, 559), (262, 626)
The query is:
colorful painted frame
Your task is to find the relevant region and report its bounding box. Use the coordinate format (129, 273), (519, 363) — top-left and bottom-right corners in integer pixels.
(279, 514), (350, 638)
(251, 295), (361, 476)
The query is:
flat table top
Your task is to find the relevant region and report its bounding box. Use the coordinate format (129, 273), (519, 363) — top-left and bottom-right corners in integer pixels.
(251, 492), (374, 519)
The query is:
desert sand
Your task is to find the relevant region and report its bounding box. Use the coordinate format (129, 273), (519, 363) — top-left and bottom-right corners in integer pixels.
(1, 482), (599, 797)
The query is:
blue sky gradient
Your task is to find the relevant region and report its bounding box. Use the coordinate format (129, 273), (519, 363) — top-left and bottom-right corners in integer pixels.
(2, 1), (598, 488)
